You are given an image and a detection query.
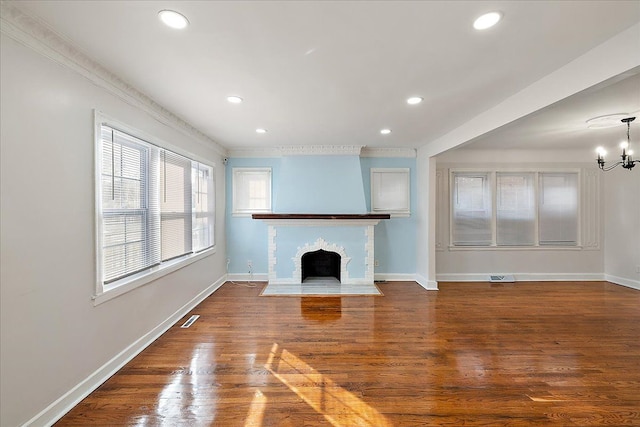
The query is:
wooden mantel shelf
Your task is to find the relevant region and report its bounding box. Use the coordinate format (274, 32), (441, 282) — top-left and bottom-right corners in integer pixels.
(251, 213), (390, 220)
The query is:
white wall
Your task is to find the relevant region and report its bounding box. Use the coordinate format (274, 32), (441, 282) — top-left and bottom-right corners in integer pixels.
(0, 34), (227, 427)
(604, 168), (640, 289)
(435, 149), (604, 281)
(415, 150), (438, 289)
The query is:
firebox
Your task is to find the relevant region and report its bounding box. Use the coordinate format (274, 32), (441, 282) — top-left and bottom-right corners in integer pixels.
(301, 249), (341, 282)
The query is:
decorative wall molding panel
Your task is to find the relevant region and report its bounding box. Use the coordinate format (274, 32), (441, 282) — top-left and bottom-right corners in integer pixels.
(0, 2), (226, 156)
(582, 169), (601, 250)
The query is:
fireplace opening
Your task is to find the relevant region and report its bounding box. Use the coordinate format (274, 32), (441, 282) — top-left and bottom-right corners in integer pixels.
(301, 249), (341, 283)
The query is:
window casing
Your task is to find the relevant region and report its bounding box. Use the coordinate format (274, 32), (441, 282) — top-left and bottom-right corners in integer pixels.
(450, 170), (579, 248)
(232, 168), (272, 216)
(370, 168), (411, 217)
(96, 118), (215, 300)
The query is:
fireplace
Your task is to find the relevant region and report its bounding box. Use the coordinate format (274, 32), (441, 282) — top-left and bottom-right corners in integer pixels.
(302, 249), (341, 282)
(252, 214), (390, 285)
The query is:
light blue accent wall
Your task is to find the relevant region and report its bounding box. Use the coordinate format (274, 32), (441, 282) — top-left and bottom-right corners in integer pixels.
(225, 157), (280, 274)
(360, 157), (417, 274)
(274, 226), (367, 278)
(225, 155), (417, 275)
(275, 155), (367, 213)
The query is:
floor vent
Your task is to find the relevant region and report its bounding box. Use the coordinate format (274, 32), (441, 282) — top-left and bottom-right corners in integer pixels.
(180, 314), (200, 328)
(489, 275), (515, 283)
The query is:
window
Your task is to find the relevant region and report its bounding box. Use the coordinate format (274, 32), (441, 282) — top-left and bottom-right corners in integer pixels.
(496, 173), (535, 246)
(232, 168), (272, 215)
(539, 173), (578, 245)
(97, 122), (215, 294)
(452, 173), (491, 245)
(450, 170), (579, 247)
(370, 168), (410, 217)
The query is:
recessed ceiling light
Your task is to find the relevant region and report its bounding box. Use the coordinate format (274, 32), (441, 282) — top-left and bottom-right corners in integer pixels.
(380, 129), (392, 135)
(473, 12), (502, 30)
(407, 97), (423, 105)
(227, 96), (243, 104)
(256, 128), (267, 134)
(158, 10), (189, 29)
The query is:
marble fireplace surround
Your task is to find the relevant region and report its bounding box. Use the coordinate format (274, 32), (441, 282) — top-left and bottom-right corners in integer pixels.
(252, 214), (390, 285)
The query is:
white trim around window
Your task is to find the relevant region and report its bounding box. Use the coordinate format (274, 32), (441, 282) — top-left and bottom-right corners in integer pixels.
(448, 168), (581, 249)
(370, 168), (411, 217)
(93, 111), (216, 305)
(232, 167), (272, 216)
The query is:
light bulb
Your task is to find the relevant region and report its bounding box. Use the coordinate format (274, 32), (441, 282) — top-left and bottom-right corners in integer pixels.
(474, 12), (502, 30)
(620, 141), (629, 150)
(158, 10), (189, 29)
(596, 147), (606, 157)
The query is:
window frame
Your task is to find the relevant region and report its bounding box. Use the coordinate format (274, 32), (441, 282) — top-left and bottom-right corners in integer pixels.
(448, 168), (581, 250)
(370, 168), (411, 217)
(232, 167), (272, 217)
(94, 111), (216, 305)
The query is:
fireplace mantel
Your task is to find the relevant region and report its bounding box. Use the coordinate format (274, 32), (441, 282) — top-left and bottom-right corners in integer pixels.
(253, 213), (388, 284)
(252, 213), (390, 227)
(252, 213), (390, 219)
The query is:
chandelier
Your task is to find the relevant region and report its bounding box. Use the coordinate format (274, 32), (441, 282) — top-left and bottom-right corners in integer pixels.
(596, 117), (638, 171)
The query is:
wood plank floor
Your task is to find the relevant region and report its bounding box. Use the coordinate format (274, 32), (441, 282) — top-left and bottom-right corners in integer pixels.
(55, 281), (640, 426)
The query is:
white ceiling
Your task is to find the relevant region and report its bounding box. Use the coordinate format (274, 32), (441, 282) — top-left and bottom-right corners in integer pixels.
(12, 0), (640, 151)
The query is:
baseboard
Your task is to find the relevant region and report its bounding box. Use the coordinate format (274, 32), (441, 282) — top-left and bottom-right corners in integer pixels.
(415, 274), (439, 290)
(604, 274), (640, 291)
(374, 273), (416, 282)
(25, 275), (227, 427)
(435, 273), (604, 282)
(227, 273), (268, 281)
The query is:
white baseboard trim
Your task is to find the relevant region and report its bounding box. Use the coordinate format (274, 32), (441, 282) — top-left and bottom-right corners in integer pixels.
(435, 273), (604, 282)
(25, 275), (227, 427)
(227, 273), (268, 281)
(604, 274), (640, 291)
(415, 274), (439, 290)
(374, 273), (417, 282)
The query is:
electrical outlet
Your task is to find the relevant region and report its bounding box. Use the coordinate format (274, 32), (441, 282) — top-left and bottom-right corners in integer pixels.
(374, 259), (379, 267)
(636, 265), (640, 274)
(247, 260), (252, 268)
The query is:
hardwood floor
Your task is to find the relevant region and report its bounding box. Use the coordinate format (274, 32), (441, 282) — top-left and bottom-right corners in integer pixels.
(55, 281), (640, 426)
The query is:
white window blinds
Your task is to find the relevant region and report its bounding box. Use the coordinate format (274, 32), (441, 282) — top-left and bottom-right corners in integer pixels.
(192, 163), (215, 252)
(100, 127), (160, 283)
(452, 173), (492, 246)
(371, 168), (410, 216)
(449, 170), (579, 248)
(539, 173), (578, 246)
(496, 173), (535, 246)
(160, 150), (193, 261)
(232, 168), (272, 214)
(98, 124), (215, 286)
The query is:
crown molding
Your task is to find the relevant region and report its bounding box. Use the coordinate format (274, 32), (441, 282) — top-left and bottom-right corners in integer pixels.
(227, 147), (282, 158)
(227, 146), (417, 158)
(278, 145), (365, 156)
(361, 147), (417, 158)
(0, 2), (227, 156)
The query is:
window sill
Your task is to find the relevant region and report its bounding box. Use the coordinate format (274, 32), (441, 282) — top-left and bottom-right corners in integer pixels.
(448, 245), (582, 251)
(92, 246), (216, 306)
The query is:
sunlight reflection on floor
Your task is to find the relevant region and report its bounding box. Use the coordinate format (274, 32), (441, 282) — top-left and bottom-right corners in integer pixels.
(264, 343), (391, 427)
